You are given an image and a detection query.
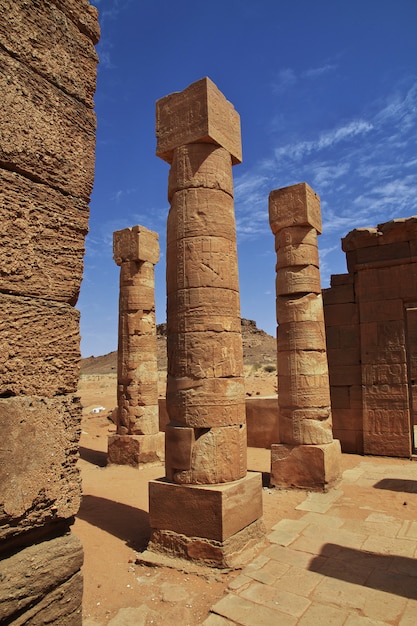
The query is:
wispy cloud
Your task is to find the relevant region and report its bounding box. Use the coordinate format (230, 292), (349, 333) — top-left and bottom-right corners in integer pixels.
(235, 74), (417, 265)
(274, 120), (374, 161)
(272, 63), (337, 94)
(272, 68), (297, 94)
(302, 64), (337, 79)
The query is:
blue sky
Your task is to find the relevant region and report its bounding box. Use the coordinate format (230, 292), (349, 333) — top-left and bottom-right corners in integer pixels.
(79, 0), (417, 357)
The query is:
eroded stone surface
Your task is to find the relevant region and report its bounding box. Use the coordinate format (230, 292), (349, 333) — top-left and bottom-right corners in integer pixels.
(324, 216), (417, 456)
(0, 294), (80, 397)
(0, 168), (89, 303)
(0, 395), (82, 542)
(0, 0), (98, 107)
(0, 533), (83, 624)
(269, 183), (341, 489)
(109, 226), (163, 466)
(156, 77), (242, 165)
(0, 1), (98, 619)
(149, 78), (263, 566)
(0, 50), (96, 201)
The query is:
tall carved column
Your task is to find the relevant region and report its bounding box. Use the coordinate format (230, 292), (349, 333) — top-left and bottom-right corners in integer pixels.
(107, 225), (164, 467)
(146, 78), (263, 568)
(269, 183), (341, 490)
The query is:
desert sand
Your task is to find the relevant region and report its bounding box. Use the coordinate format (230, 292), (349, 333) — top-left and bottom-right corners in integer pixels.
(74, 371), (302, 625)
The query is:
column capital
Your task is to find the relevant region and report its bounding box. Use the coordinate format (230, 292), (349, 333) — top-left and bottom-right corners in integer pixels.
(156, 77), (242, 165)
(269, 183), (322, 235)
(113, 225), (159, 266)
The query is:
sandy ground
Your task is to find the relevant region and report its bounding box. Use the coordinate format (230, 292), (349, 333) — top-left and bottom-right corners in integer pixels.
(74, 373), (417, 624)
(73, 372), (294, 624)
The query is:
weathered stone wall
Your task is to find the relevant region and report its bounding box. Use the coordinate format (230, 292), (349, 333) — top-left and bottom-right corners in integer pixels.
(323, 217), (417, 457)
(0, 1), (99, 623)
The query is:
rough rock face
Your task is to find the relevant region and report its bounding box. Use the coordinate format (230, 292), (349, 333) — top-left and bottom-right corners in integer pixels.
(0, 1), (99, 623)
(0, 169), (89, 303)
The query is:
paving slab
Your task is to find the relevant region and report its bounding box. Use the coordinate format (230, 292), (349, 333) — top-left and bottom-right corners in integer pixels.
(207, 457), (417, 625)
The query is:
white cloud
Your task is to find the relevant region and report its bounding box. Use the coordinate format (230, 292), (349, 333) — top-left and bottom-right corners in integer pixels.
(302, 64), (337, 79)
(275, 120), (374, 161)
(272, 68), (297, 94)
(311, 162), (350, 189)
(272, 63), (338, 94)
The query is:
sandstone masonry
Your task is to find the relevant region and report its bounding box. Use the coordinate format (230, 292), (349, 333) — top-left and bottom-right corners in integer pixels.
(324, 216), (417, 457)
(269, 183), (341, 490)
(0, 2), (99, 623)
(108, 225), (164, 467)
(146, 78), (264, 568)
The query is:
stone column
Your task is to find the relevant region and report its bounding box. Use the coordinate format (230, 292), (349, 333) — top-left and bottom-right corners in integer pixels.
(146, 77), (263, 568)
(107, 225), (164, 467)
(269, 183), (341, 490)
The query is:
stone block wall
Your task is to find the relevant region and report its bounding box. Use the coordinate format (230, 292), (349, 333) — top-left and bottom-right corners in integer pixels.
(323, 217), (417, 457)
(0, 1), (99, 623)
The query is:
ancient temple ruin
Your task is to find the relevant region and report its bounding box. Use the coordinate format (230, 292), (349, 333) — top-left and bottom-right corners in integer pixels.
(0, 1), (99, 623)
(108, 225), (165, 467)
(324, 216), (417, 458)
(146, 77), (264, 567)
(269, 183), (341, 490)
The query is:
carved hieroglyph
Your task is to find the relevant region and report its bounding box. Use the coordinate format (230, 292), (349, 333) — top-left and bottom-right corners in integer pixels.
(323, 216), (417, 457)
(107, 225), (164, 467)
(269, 183), (341, 490)
(160, 78), (247, 485)
(147, 78), (263, 568)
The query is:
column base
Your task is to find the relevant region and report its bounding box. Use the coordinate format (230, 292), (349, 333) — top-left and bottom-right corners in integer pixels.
(107, 433), (165, 468)
(270, 440), (341, 491)
(146, 472), (264, 568)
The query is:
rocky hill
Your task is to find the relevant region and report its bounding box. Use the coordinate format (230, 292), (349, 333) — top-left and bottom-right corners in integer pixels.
(80, 319), (276, 376)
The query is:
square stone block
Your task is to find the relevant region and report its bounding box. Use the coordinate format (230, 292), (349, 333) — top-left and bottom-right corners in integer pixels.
(107, 433), (165, 468)
(0, 395), (82, 542)
(0, 50), (96, 201)
(113, 225), (159, 265)
(0, 294), (80, 397)
(270, 440), (341, 491)
(156, 77), (242, 165)
(149, 472), (262, 542)
(0, 169), (88, 304)
(269, 183), (322, 234)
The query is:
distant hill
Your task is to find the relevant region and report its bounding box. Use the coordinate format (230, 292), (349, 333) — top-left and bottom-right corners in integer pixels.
(80, 319), (276, 376)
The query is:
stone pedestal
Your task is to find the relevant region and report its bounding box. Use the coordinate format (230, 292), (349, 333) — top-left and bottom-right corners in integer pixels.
(108, 433), (165, 468)
(107, 225), (164, 468)
(147, 77), (263, 567)
(269, 183), (341, 491)
(146, 472), (263, 568)
(271, 440), (341, 490)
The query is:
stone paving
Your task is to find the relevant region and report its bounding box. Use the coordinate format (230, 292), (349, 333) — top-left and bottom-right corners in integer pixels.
(205, 459), (417, 625)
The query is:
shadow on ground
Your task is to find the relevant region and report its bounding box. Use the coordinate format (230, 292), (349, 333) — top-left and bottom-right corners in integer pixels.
(373, 478), (417, 493)
(79, 446), (107, 467)
(77, 495), (150, 550)
(309, 544), (417, 599)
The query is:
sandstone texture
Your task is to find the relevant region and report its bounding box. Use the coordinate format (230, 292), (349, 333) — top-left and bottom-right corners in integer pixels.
(0, 395), (82, 543)
(0, 1), (99, 622)
(0, 532), (83, 624)
(324, 216), (417, 457)
(0, 169), (89, 304)
(156, 77), (242, 165)
(269, 182), (341, 490)
(0, 50), (96, 201)
(160, 82), (246, 485)
(0, 295), (81, 397)
(108, 226), (164, 466)
(149, 78), (263, 567)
